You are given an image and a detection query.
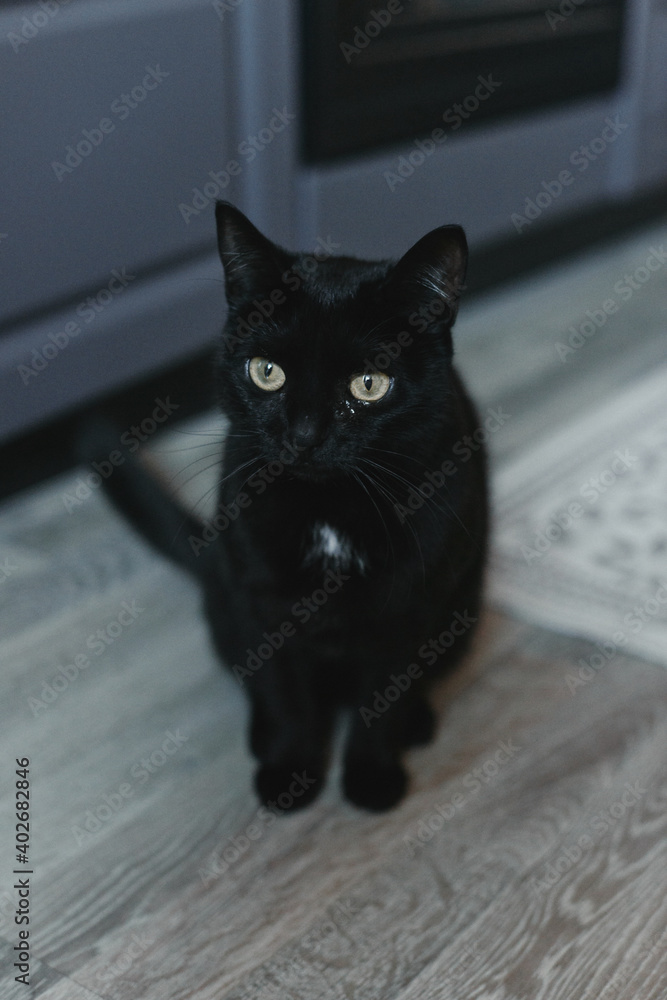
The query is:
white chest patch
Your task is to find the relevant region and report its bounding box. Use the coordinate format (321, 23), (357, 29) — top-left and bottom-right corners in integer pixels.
(305, 522), (366, 574)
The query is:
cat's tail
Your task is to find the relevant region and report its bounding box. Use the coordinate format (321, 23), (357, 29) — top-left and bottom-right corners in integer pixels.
(75, 413), (213, 580)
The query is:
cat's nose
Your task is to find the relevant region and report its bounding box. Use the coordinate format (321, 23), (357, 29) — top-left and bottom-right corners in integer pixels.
(291, 415), (322, 452)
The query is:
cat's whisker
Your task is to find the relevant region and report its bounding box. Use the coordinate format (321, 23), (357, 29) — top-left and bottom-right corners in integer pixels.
(162, 451), (225, 486)
(351, 468), (395, 566)
(162, 451), (264, 551)
(188, 480), (223, 516)
(358, 456), (450, 520)
(186, 454), (264, 519)
(167, 425), (258, 441)
(355, 465), (427, 594)
(205, 453), (263, 491)
(371, 465), (458, 587)
(361, 454), (453, 509)
(236, 459), (275, 494)
(364, 445), (433, 468)
(168, 458), (227, 495)
(155, 442), (224, 455)
(352, 468), (398, 611)
(171, 426), (223, 436)
(358, 456), (472, 539)
(158, 432), (267, 490)
(356, 459), (465, 585)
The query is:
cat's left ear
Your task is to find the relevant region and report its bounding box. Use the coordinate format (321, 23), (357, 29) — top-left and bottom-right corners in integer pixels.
(389, 225), (468, 324)
(215, 201), (290, 305)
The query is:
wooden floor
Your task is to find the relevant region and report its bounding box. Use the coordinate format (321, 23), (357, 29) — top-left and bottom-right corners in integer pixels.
(1, 218), (666, 1000)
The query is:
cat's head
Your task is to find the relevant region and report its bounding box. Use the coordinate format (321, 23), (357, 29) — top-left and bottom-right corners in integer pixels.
(214, 201), (467, 481)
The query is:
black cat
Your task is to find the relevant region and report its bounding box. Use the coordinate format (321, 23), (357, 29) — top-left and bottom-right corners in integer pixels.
(85, 201), (488, 812)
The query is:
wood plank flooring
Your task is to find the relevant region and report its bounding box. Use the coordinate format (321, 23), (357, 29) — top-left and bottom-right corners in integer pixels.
(1, 218), (666, 999)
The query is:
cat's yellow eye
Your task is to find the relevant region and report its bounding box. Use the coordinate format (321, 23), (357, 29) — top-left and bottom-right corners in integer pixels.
(349, 372), (392, 402)
(248, 357), (286, 392)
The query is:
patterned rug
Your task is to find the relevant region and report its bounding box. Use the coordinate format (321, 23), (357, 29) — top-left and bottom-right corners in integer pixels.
(488, 364), (667, 667)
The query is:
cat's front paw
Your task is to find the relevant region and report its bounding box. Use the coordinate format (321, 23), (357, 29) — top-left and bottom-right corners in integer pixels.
(254, 764), (324, 813)
(343, 758), (408, 812)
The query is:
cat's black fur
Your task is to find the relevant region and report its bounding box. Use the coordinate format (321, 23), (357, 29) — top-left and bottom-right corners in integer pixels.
(84, 202), (488, 813)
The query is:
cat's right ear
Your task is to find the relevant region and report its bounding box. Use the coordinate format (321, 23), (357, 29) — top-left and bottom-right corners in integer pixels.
(389, 224), (468, 325)
(215, 201), (289, 305)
